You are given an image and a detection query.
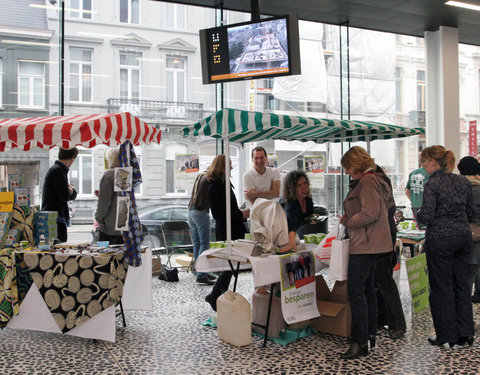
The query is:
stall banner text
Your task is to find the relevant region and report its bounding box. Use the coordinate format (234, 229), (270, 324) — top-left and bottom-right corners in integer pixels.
(279, 251), (320, 324)
(406, 253), (429, 314)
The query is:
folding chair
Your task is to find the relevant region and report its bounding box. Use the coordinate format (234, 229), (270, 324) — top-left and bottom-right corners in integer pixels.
(161, 221), (195, 271)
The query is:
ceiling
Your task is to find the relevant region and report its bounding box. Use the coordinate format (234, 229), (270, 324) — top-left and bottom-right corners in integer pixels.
(158, 0), (480, 46)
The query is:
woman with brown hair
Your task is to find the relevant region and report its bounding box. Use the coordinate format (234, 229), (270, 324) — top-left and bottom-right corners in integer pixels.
(417, 145), (475, 348)
(279, 170), (315, 253)
(338, 146), (393, 359)
(204, 155), (249, 311)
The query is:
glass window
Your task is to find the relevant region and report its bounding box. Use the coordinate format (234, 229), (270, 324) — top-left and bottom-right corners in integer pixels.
(166, 56), (186, 102)
(396, 67), (402, 112)
(18, 61), (45, 108)
(120, 52), (140, 99)
(171, 207), (188, 221)
(416, 70), (425, 111)
(166, 143), (187, 193)
(151, 208), (170, 220)
(165, 3), (185, 29)
(0, 59), (2, 107)
(120, 0), (139, 24)
(69, 0), (92, 19)
(69, 150), (93, 195)
(69, 47), (93, 102)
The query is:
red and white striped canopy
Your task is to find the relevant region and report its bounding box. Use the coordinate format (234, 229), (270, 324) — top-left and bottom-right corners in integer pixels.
(0, 112), (161, 151)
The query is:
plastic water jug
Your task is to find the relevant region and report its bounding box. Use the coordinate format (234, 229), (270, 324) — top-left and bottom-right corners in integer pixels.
(252, 286), (286, 338)
(217, 291), (251, 347)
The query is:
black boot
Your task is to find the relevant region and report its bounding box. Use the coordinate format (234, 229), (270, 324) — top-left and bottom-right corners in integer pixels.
(368, 335), (376, 350)
(340, 342), (369, 359)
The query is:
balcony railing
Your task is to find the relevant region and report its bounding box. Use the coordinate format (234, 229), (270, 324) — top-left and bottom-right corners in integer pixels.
(107, 99), (204, 122)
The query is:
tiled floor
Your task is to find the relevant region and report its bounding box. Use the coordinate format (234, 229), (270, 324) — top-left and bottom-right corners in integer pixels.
(1, 261), (480, 375)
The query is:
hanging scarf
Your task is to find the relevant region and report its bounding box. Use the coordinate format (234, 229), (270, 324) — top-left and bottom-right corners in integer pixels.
(119, 140), (143, 267)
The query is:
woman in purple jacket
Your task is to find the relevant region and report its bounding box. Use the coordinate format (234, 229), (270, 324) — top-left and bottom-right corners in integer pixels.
(338, 146), (393, 359)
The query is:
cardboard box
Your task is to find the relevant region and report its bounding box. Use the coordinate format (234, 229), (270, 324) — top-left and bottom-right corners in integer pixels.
(175, 254), (193, 269)
(152, 255), (162, 276)
(310, 275), (351, 337)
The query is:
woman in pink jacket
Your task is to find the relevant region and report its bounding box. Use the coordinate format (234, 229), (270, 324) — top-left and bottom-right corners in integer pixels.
(338, 146), (394, 359)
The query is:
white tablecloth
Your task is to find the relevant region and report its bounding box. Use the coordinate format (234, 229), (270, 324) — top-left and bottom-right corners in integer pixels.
(196, 245), (327, 288)
(7, 248), (153, 342)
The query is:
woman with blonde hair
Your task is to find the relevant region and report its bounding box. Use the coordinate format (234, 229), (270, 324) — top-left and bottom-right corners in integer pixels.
(338, 146), (394, 359)
(94, 147), (124, 245)
(204, 155), (249, 311)
(417, 145), (475, 348)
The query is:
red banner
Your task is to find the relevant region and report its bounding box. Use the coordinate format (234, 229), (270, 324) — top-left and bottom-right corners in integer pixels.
(469, 121), (477, 157)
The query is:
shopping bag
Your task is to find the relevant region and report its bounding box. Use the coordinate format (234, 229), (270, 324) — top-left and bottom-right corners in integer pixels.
(328, 239), (349, 281)
(314, 222), (345, 265)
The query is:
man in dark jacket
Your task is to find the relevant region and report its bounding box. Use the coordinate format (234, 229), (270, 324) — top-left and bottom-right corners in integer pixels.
(41, 147), (78, 243)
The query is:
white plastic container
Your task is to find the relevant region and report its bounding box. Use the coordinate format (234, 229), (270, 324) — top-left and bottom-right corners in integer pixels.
(252, 287), (286, 338)
(217, 291), (251, 347)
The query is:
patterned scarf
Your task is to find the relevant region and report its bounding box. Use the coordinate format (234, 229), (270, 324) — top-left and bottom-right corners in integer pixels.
(119, 140), (143, 267)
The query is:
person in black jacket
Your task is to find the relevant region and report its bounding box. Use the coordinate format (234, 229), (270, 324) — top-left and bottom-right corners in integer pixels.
(41, 147), (78, 243)
(204, 154), (249, 311)
(374, 165), (406, 340)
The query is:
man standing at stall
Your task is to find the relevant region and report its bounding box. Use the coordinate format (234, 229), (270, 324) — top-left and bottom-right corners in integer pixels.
(42, 147), (78, 243)
(405, 166), (430, 229)
(243, 146), (281, 205)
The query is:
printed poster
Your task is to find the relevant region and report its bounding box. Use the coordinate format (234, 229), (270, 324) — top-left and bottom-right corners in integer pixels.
(114, 167), (133, 192)
(0, 192), (14, 212)
(406, 252), (429, 314)
(279, 251), (320, 324)
(267, 154), (278, 168)
(115, 196), (130, 231)
(304, 153), (326, 189)
(175, 154), (199, 192)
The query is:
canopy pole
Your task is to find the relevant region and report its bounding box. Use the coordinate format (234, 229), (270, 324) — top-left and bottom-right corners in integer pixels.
(225, 138), (232, 256)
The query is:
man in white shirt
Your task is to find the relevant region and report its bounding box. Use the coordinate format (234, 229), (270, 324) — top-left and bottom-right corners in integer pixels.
(243, 146), (281, 205)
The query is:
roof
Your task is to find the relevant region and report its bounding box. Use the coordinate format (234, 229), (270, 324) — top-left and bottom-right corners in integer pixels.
(157, 0), (480, 46)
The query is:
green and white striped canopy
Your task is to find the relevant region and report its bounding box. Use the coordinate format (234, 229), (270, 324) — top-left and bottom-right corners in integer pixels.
(183, 108), (425, 143)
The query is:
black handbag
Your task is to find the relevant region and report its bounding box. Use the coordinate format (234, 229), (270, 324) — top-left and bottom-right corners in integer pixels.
(158, 265), (179, 282)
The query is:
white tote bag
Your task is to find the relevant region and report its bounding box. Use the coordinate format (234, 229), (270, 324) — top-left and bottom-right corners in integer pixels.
(328, 239), (349, 281)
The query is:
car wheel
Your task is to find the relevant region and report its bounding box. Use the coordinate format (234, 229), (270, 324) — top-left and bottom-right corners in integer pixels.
(141, 234), (161, 249)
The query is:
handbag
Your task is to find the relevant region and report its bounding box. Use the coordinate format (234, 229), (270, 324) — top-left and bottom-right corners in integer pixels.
(158, 265), (179, 282)
(328, 239), (349, 281)
(470, 222), (480, 242)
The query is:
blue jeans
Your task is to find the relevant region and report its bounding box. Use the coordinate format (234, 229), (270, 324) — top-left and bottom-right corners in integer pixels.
(188, 209), (211, 278)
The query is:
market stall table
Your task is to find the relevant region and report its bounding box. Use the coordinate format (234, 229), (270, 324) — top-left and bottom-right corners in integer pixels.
(6, 248), (152, 342)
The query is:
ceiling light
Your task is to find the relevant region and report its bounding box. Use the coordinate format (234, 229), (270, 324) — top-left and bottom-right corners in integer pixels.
(29, 4), (97, 14)
(446, 1), (480, 11)
(1, 40), (58, 47)
(77, 32), (134, 39)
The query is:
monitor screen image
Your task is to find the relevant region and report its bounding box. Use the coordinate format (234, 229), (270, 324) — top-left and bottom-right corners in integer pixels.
(200, 15), (301, 84)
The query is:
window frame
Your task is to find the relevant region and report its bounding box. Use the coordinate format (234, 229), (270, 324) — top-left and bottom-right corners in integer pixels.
(69, 0), (92, 20)
(119, 51), (141, 99)
(17, 61), (45, 109)
(120, 0), (140, 24)
(69, 151), (94, 197)
(69, 47), (93, 103)
(166, 55), (186, 102)
(165, 3), (186, 30)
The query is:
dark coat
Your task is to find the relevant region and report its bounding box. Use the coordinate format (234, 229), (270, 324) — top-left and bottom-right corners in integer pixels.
(208, 179), (246, 241)
(41, 161), (77, 220)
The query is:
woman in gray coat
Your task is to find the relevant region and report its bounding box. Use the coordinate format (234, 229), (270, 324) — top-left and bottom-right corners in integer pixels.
(457, 156), (480, 292)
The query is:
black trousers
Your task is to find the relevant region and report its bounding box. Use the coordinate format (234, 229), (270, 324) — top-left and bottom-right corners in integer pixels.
(375, 251), (406, 331)
(426, 234), (474, 342)
(99, 231), (125, 245)
(347, 254), (377, 344)
(57, 222), (67, 243)
(210, 271), (233, 299)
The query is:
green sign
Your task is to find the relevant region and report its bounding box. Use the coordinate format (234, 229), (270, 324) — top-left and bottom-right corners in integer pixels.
(406, 253), (430, 314)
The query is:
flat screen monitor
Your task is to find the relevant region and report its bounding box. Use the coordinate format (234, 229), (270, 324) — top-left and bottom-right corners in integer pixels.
(199, 14), (301, 84)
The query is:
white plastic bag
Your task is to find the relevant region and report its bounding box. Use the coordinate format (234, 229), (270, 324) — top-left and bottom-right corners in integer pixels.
(314, 222), (345, 266)
(328, 239), (349, 281)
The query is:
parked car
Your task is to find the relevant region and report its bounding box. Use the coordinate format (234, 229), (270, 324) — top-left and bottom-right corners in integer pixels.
(139, 205), (216, 248)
